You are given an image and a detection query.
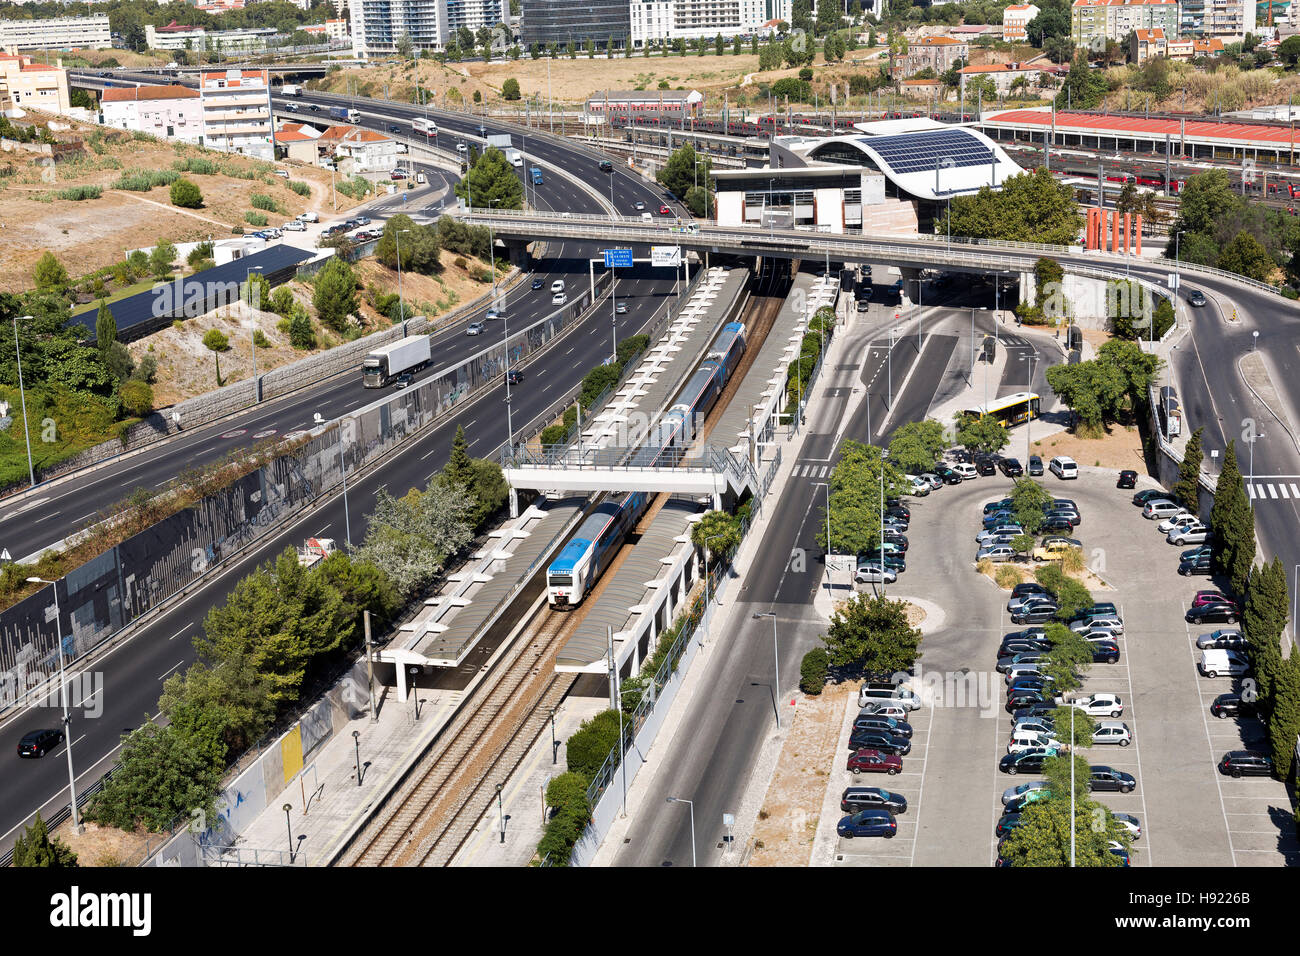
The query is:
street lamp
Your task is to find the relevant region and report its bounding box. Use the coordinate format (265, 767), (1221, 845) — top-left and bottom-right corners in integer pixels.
(246, 265), (263, 383)
(317, 412), (352, 548)
(703, 532), (727, 615)
(752, 612), (781, 729)
(887, 326), (901, 409)
(503, 308), (515, 452)
(394, 227), (412, 325)
(352, 729), (361, 786)
(496, 782), (506, 844)
(26, 576), (82, 835)
(408, 665), (421, 720)
(1019, 351), (1038, 463)
(814, 480), (832, 581)
(1248, 430), (1265, 505)
(486, 198), (501, 304)
(11, 314), (35, 487)
(665, 796), (696, 866)
(935, 157), (954, 252)
(549, 707), (558, 765)
(1252, 330), (1259, 352)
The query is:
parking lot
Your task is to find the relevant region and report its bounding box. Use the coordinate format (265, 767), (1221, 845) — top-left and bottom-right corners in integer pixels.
(823, 460), (1299, 866)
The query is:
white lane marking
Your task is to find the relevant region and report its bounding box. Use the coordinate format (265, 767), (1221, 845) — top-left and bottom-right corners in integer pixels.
(168, 627), (190, 642)
(159, 660), (183, 681)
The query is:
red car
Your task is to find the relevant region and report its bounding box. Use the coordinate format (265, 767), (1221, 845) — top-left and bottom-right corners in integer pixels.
(658, 204), (672, 215)
(847, 748), (902, 775)
(1193, 590), (1238, 609)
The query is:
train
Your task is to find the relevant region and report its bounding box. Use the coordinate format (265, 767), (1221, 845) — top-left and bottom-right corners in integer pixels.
(545, 320), (747, 608)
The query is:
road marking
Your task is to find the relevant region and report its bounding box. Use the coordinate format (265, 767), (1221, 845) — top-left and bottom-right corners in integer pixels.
(420, 445), (441, 461)
(159, 660), (183, 681)
(168, 626), (190, 642)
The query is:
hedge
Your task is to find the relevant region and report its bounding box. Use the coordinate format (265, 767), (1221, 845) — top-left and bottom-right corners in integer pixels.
(565, 709), (625, 783)
(800, 647), (829, 695)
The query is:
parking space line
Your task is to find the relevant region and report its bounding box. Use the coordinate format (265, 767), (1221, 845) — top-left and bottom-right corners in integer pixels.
(1114, 649), (1153, 865)
(1186, 618), (1240, 866)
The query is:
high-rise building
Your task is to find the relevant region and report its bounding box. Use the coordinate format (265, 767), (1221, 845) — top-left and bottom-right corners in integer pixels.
(1002, 4), (1040, 41)
(519, 0), (633, 49)
(0, 14), (111, 51)
(1071, 0), (1179, 50)
(629, 0), (785, 47)
(1180, 0), (1257, 37)
(0, 53), (70, 113)
(446, 0), (505, 36)
(351, 0), (449, 56)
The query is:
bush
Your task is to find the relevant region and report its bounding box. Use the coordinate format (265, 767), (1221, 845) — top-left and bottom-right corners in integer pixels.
(537, 771), (591, 865)
(800, 647), (829, 695)
(173, 157), (216, 176)
(113, 168), (179, 191)
(250, 192), (282, 213)
(119, 379), (154, 417)
(169, 177), (203, 208)
(55, 185), (101, 200)
(288, 180), (311, 196)
(994, 565), (1024, 589)
(202, 328), (230, 352)
(565, 709), (625, 783)
(245, 210), (268, 227)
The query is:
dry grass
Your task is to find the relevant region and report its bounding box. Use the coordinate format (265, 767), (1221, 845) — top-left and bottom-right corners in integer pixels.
(1101, 62), (1300, 114)
(1032, 422), (1145, 473)
(995, 564), (1026, 589)
(51, 819), (153, 868)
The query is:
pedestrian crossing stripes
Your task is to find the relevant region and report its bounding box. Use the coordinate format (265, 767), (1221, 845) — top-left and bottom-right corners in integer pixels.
(795, 463), (832, 479)
(1246, 482), (1300, 500)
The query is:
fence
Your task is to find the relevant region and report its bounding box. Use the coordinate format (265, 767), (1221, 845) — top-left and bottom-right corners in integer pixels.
(0, 273), (611, 720)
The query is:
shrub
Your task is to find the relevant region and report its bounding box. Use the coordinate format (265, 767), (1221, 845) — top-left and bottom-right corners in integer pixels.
(119, 379), (154, 417)
(565, 709), (625, 783)
(288, 306), (315, 349)
(994, 565), (1024, 589)
(537, 771), (591, 865)
(250, 192), (282, 213)
(113, 169), (178, 191)
(173, 157), (216, 176)
(202, 328), (230, 352)
(245, 211), (268, 227)
(169, 177), (203, 208)
(288, 180), (311, 196)
(55, 185), (101, 200)
(799, 647), (829, 695)
(976, 557), (993, 576)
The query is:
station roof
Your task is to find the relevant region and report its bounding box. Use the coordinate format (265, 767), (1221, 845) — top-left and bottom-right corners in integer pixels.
(982, 108), (1300, 151)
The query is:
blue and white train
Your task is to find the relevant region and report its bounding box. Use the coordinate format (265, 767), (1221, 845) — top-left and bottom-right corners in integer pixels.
(545, 320), (747, 608)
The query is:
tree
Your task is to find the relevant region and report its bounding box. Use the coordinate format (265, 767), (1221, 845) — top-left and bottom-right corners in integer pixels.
(800, 647), (830, 694)
(1172, 427), (1204, 513)
(887, 419), (947, 473)
(95, 299), (116, 351)
(444, 424), (475, 488)
(1216, 230), (1274, 282)
(1244, 557), (1287, 703)
(691, 509), (742, 559)
(202, 328), (229, 385)
(502, 77), (521, 100)
(1011, 477), (1053, 534)
(455, 146), (524, 209)
(12, 813), (77, 868)
(715, 32), (724, 56)
(241, 272), (271, 310)
(1268, 653), (1300, 781)
(288, 304), (315, 349)
(817, 440), (908, 554)
(160, 655), (275, 759)
(120, 379), (154, 417)
(1053, 51), (1108, 108)
(170, 177), (203, 208)
(312, 257), (359, 333)
(1044, 358), (1129, 433)
(940, 168), (1082, 246)
(355, 482), (473, 599)
(1210, 441), (1246, 583)
(33, 251), (69, 293)
(955, 412), (1008, 455)
(998, 773), (1129, 866)
(823, 592), (922, 675)
(657, 141), (710, 202)
(1279, 33), (1300, 69)
(150, 239), (177, 280)
(395, 32), (413, 58)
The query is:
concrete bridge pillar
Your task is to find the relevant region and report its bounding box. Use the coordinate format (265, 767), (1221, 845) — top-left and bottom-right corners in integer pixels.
(505, 240), (530, 271)
(1019, 272), (1036, 307)
(899, 265), (922, 307)
(509, 487), (519, 519)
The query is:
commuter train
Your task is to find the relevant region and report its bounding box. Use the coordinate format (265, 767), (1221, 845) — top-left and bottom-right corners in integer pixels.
(545, 321), (747, 608)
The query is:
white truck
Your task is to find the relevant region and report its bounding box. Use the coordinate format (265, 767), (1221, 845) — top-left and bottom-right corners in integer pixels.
(281, 84), (302, 97)
(298, 537), (336, 568)
(362, 334), (431, 387)
(504, 147), (523, 168)
(486, 133), (512, 151)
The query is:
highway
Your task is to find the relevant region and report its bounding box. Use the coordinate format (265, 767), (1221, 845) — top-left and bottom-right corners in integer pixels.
(0, 89), (686, 856)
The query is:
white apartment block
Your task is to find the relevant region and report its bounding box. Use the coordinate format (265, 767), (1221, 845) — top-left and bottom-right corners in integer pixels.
(1179, 0), (1257, 39)
(145, 22), (277, 52)
(629, 0), (790, 46)
(446, 0), (505, 35)
(200, 69), (274, 161)
(350, 0), (449, 57)
(0, 14), (111, 51)
(1002, 4), (1039, 41)
(101, 84), (203, 144)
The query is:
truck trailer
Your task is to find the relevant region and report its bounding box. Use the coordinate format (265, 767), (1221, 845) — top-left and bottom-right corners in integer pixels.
(281, 84), (302, 97)
(486, 133), (512, 151)
(504, 147), (523, 167)
(362, 334), (431, 387)
(328, 105), (361, 123)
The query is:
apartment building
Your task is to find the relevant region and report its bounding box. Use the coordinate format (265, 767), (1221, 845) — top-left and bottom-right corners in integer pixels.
(629, 0), (790, 47)
(0, 14), (111, 51)
(1166, 34), (1225, 54)
(958, 61), (1050, 93)
(894, 35), (968, 77)
(199, 69), (273, 161)
(1002, 4), (1040, 41)
(145, 21), (277, 52)
(446, 0), (505, 36)
(302, 18), (351, 42)
(1129, 25), (1168, 60)
(519, 0), (632, 48)
(1180, 0), (1257, 37)
(0, 53), (70, 112)
(101, 84), (202, 143)
(350, 0), (449, 57)
(1071, 0), (1179, 49)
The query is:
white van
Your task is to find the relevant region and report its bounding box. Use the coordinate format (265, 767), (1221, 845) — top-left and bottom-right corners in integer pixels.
(297, 211), (319, 223)
(1049, 456), (1079, 479)
(1199, 648), (1250, 679)
(550, 279), (565, 294)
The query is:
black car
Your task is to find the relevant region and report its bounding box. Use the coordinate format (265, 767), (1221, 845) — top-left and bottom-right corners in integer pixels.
(932, 464), (963, 485)
(1186, 603), (1238, 625)
(1012, 702), (1059, 723)
(1006, 690), (1049, 713)
(996, 812), (1024, 838)
(999, 749), (1052, 774)
(1040, 515), (1077, 533)
(531, 277), (544, 290)
(983, 497), (1015, 515)
(1009, 585), (1049, 602)
(1188, 289), (1207, 307)
(1117, 469), (1138, 489)
(388, 123), (401, 132)
(1178, 558), (1213, 577)
(841, 786), (907, 814)
(506, 369), (523, 385)
(17, 728), (63, 758)
(308, 103), (321, 112)
(852, 716), (914, 739)
(1132, 489), (1169, 507)
(394, 372), (414, 389)
(881, 535), (909, 552)
(1091, 641), (1121, 664)
(1218, 751), (1273, 777)
(1027, 455), (1044, 476)
(885, 502), (910, 521)
(999, 458), (1024, 477)
(1181, 544), (1215, 563)
(1000, 640), (1052, 658)
(847, 730), (911, 756)
(1087, 766), (1136, 793)
(1210, 693), (1257, 719)
(975, 456), (997, 476)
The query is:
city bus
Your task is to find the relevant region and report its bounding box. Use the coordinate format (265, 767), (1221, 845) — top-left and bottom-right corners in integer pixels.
(963, 392), (1040, 427)
(412, 117), (437, 137)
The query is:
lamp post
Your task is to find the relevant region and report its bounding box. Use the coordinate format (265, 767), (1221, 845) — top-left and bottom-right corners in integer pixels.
(1248, 431), (1265, 505)
(487, 197), (501, 305)
(246, 265), (263, 383)
(912, 277), (923, 354)
(814, 480), (832, 584)
(26, 576), (81, 835)
(408, 665), (420, 720)
(11, 314), (35, 487)
(394, 226), (412, 324)
(752, 612), (781, 729)
(352, 729), (361, 786)
(496, 782), (506, 843)
(549, 707), (558, 764)
(318, 412), (353, 547)
(768, 177), (775, 238)
(1070, 704), (1076, 867)
(1019, 351), (1037, 463)
(282, 803), (294, 862)
(703, 532), (726, 615)
(887, 326), (900, 409)
(936, 156), (954, 252)
(665, 796), (696, 866)
(1253, 330), (1259, 352)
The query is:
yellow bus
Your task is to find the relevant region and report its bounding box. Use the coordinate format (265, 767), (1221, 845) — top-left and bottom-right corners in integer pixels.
(963, 391), (1040, 427)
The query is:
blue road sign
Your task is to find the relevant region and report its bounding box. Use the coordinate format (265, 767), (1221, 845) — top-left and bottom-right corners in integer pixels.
(603, 248), (633, 269)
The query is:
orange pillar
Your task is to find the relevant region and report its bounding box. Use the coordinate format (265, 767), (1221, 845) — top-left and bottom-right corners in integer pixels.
(1100, 210), (1109, 250)
(1135, 214), (1142, 256)
(1085, 208), (1095, 249)
(1112, 209), (1120, 252)
(1123, 212), (1131, 254)
(1091, 208), (1100, 249)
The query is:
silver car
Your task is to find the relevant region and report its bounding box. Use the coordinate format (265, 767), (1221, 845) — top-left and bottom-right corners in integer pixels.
(920, 473), (942, 490)
(977, 545), (1017, 563)
(978, 525), (1024, 545)
(466, 321), (485, 335)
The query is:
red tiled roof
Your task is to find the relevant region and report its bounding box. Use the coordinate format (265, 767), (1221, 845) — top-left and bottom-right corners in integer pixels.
(102, 85), (199, 102)
(276, 130), (314, 142)
(987, 109), (1300, 147)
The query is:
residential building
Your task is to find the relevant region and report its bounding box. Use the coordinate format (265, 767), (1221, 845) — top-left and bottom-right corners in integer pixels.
(629, 0), (789, 47)
(1002, 4), (1040, 41)
(303, 18), (351, 42)
(0, 52), (70, 113)
(145, 21), (277, 53)
(275, 120), (325, 164)
(350, 0), (449, 57)
(894, 36), (968, 77)
(1166, 34), (1225, 55)
(316, 123), (401, 172)
(446, 0), (505, 37)
(1071, 0), (1179, 49)
(958, 62), (1049, 95)
(101, 84), (202, 143)
(195, 0), (248, 12)
(200, 69), (273, 161)
(1129, 25), (1168, 60)
(1181, 0), (1257, 37)
(0, 14), (111, 51)
(519, 0), (632, 49)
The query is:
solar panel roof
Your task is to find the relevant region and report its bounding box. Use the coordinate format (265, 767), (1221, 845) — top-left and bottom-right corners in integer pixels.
(858, 128), (995, 175)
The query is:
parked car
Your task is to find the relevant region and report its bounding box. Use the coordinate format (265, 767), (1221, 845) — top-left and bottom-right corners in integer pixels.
(1210, 693), (1257, 719)
(282, 219), (306, 231)
(1002, 781), (1051, 806)
(983, 497), (1015, 515)
(836, 809), (898, 839)
(1032, 537), (1081, 563)
(1168, 522), (1209, 545)
(847, 730), (911, 756)
(854, 563), (896, 585)
(847, 749), (903, 775)
(975, 456), (997, 476)
(979, 526), (1025, 546)
(995, 812), (1024, 838)
(852, 716), (913, 739)
(1006, 689), (1050, 713)
(932, 464), (963, 485)
(16, 728), (63, 758)
(999, 458), (1024, 477)
(1011, 604), (1059, 625)
(858, 701), (911, 721)
(1066, 603), (1119, 621)
(1087, 766), (1136, 792)
(1132, 489), (1170, 507)
(1068, 693), (1124, 718)
(1048, 456), (1079, 479)
(982, 510), (1020, 530)
(1157, 511), (1198, 534)
(858, 683), (921, 710)
(1218, 751), (1274, 778)
(840, 787), (907, 814)
(1091, 641), (1121, 664)
(999, 748), (1053, 775)
(1027, 455), (1044, 476)
(1143, 498), (1183, 519)
(1192, 591), (1237, 609)
(1076, 623), (1124, 644)
(1181, 544), (1215, 564)
(1010, 583), (1048, 601)
(1199, 648), (1251, 679)
(1116, 470), (1138, 489)
(1178, 557), (1214, 576)
(1112, 813), (1142, 840)
(1186, 603), (1239, 625)
(1092, 721), (1133, 746)
(1000, 640), (1052, 658)
(952, 462), (978, 480)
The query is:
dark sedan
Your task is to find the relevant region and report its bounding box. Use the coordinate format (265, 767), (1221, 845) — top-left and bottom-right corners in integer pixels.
(999, 749), (1052, 774)
(1091, 642), (1121, 664)
(1132, 489), (1169, 507)
(1218, 751), (1273, 777)
(1006, 690), (1050, 713)
(17, 728), (63, 758)
(840, 787), (908, 814)
(975, 457), (997, 476)
(852, 716), (914, 739)
(1186, 603), (1239, 625)
(999, 458), (1024, 478)
(531, 277), (544, 290)
(932, 464), (963, 485)
(1040, 515), (1078, 533)
(836, 809), (898, 839)
(1011, 605), (1059, 625)
(1210, 693), (1257, 719)
(1178, 558), (1213, 577)
(1027, 455), (1044, 476)
(847, 730), (911, 756)
(1087, 766), (1136, 793)
(1116, 469), (1138, 489)
(996, 812), (1024, 838)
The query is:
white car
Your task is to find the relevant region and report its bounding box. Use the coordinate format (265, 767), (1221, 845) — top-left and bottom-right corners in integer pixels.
(456, 141), (468, 152)
(1069, 614), (1123, 635)
(1002, 780), (1050, 805)
(1075, 623), (1124, 643)
(858, 701), (911, 721)
(1112, 813), (1142, 840)
(1168, 522), (1209, 545)
(854, 564), (896, 585)
(1157, 511), (1198, 534)
(904, 475), (931, 497)
(1068, 693), (1124, 718)
(952, 462), (978, 480)
(297, 211), (319, 223)
(552, 292), (568, 305)
(1008, 731), (1060, 754)
(978, 525), (1023, 546)
(1091, 721), (1132, 746)
(1048, 456), (1079, 479)
(1142, 498), (1182, 519)
(1005, 664), (1043, 684)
